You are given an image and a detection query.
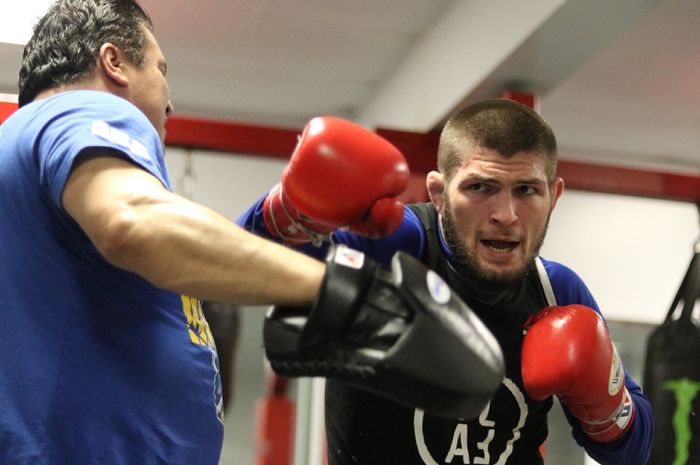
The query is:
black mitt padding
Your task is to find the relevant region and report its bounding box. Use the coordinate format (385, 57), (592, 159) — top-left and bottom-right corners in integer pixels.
(263, 245), (504, 419)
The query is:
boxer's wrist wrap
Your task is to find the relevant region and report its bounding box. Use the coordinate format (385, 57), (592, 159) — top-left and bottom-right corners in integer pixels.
(580, 388), (636, 441)
(266, 185), (332, 247)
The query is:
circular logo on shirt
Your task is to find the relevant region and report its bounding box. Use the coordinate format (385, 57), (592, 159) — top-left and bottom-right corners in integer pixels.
(413, 378), (529, 465)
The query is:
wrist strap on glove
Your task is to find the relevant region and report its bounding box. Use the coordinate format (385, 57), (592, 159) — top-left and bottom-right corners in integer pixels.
(580, 387), (636, 442)
(265, 184), (333, 246)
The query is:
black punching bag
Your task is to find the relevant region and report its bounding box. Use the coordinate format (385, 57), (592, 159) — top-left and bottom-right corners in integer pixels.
(643, 224), (700, 465)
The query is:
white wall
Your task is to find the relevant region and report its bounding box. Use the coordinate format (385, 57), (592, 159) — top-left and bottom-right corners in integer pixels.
(165, 148), (285, 465)
(542, 189), (698, 324)
(165, 147), (286, 220)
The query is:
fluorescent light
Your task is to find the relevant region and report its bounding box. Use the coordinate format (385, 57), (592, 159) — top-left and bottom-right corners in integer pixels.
(0, 0), (53, 45)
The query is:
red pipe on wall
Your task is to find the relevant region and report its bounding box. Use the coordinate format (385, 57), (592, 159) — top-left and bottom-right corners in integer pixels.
(1, 102), (698, 202)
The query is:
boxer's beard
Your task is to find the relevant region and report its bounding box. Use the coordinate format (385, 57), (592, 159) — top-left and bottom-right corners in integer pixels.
(441, 195), (550, 291)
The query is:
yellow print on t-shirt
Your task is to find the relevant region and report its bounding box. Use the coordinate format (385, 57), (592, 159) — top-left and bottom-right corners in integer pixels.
(181, 295), (215, 347)
(180, 295), (225, 423)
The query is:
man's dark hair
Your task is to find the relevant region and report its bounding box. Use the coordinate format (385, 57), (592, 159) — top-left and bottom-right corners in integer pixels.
(18, 0), (153, 107)
(438, 99), (558, 182)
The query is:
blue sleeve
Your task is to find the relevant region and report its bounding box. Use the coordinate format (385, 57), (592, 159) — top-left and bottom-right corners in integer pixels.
(542, 258), (654, 465)
(35, 91), (169, 208)
(562, 373), (653, 465)
(236, 197), (426, 266)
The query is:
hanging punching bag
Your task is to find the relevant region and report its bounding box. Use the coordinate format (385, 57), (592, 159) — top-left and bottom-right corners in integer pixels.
(643, 229), (700, 465)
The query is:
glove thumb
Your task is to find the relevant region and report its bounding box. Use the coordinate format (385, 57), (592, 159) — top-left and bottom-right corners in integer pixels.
(349, 197), (404, 237)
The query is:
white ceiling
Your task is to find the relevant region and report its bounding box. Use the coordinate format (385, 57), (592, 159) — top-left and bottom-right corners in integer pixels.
(1, 0), (698, 174)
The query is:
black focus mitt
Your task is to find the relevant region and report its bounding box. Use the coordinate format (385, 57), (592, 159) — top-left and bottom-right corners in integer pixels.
(263, 245), (504, 419)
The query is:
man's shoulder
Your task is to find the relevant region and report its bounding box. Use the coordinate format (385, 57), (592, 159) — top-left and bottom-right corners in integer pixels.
(12, 91), (145, 133)
(538, 257), (584, 283)
(406, 202), (435, 223)
(36, 90), (158, 150)
(538, 257), (597, 307)
(45, 90), (141, 114)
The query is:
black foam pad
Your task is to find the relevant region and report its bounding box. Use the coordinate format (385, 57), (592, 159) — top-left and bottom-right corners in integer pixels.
(263, 245), (504, 419)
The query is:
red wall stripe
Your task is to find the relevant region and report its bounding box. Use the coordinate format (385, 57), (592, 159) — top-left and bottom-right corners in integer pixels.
(1, 102), (697, 202)
(0, 101), (16, 122)
(165, 114), (299, 159)
(556, 160), (699, 203)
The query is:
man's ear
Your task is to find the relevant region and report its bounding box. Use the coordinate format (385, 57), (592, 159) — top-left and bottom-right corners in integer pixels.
(550, 176), (565, 210)
(426, 171), (446, 213)
(98, 43), (129, 87)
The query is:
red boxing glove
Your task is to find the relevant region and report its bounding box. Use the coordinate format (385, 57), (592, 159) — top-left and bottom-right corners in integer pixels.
(521, 305), (635, 443)
(263, 116), (409, 245)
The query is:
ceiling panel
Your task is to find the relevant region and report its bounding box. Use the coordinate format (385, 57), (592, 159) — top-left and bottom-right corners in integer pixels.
(0, 0), (698, 172)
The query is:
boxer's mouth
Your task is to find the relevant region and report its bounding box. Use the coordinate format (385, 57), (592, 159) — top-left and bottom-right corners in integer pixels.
(481, 240), (519, 252)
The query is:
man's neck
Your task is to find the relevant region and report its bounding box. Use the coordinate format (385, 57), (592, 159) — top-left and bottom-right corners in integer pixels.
(33, 74), (113, 102)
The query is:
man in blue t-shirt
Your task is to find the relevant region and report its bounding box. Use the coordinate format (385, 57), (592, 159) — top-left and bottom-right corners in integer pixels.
(238, 99), (655, 464)
(0, 1), (330, 464)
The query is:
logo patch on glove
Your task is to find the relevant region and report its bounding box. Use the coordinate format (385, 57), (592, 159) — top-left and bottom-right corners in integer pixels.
(608, 346), (624, 396)
(332, 246), (365, 269)
(426, 270), (451, 304)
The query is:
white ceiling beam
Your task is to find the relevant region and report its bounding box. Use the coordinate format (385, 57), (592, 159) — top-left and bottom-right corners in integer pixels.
(357, 0), (661, 132)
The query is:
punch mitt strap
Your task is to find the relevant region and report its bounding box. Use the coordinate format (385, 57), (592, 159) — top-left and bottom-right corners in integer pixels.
(299, 245), (379, 352)
(263, 245), (505, 419)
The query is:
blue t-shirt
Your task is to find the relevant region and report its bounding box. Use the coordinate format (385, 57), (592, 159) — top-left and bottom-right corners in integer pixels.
(0, 91), (223, 465)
